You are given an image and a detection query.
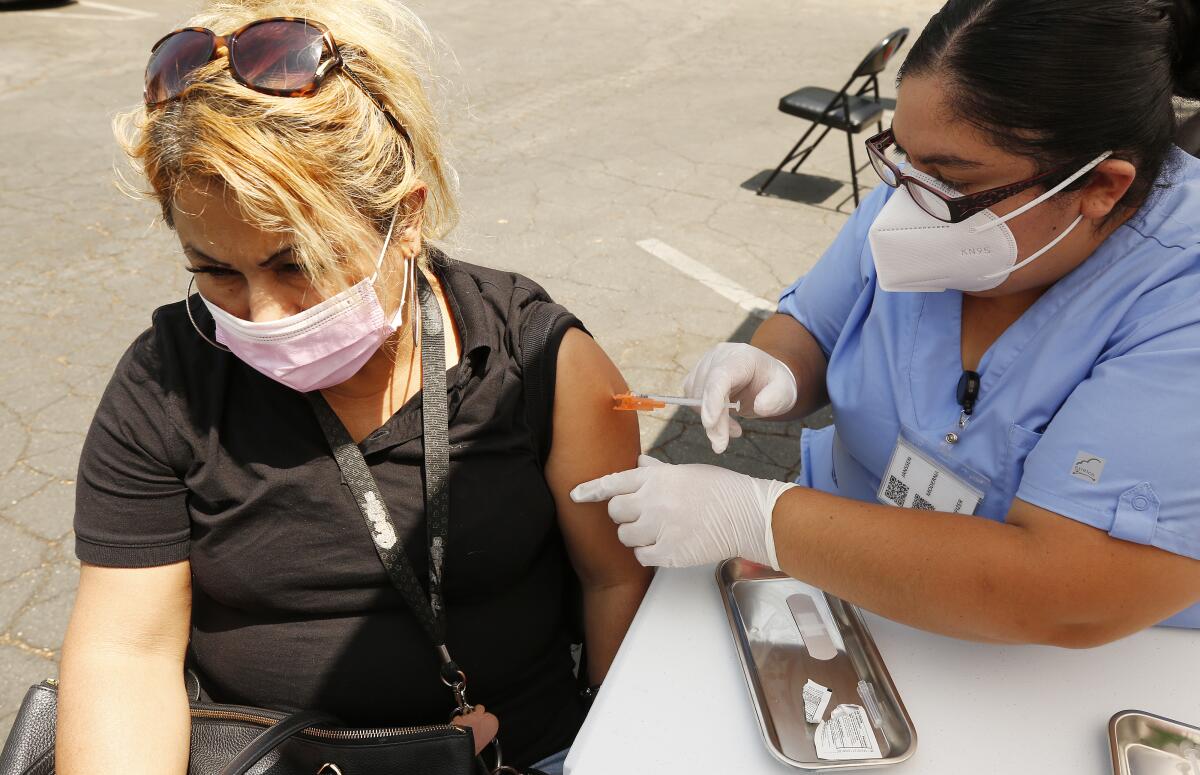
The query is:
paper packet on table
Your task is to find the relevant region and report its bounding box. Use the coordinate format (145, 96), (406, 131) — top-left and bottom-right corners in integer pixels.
(802, 679), (833, 723)
(814, 704), (882, 760)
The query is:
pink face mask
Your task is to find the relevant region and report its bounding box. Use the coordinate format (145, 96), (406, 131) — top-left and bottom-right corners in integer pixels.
(186, 210), (413, 393)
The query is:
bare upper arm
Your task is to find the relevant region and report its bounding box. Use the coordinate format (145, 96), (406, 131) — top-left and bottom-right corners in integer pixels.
(544, 329), (648, 588)
(64, 561), (192, 660)
(1007, 499), (1200, 646)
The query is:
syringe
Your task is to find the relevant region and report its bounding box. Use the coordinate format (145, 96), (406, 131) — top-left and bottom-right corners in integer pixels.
(612, 392), (741, 413)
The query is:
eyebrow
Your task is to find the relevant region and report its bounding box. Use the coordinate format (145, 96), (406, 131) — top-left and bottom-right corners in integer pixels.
(892, 132), (985, 170)
(183, 245), (294, 268)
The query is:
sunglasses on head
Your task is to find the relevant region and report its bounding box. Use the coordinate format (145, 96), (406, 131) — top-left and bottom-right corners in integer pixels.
(144, 17), (410, 145)
(865, 128), (1078, 223)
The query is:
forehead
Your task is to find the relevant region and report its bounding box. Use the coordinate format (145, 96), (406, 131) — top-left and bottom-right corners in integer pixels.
(171, 177), (288, 255)
(172, 177), (244, 224)
(891, 75), (1025, 171)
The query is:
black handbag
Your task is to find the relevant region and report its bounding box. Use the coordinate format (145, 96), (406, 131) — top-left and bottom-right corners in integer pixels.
(0, 675), (474, 775)
(0, 273), (536, 775)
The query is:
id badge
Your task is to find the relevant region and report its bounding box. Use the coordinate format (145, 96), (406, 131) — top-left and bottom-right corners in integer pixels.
(876, 426), (988, 515)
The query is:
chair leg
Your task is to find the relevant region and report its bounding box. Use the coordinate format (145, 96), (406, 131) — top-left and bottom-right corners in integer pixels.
(846, 129), (861, 207)
(789, 125), (834, 173)
(872, 76), (884, 135)
(758, 121), (820, 195)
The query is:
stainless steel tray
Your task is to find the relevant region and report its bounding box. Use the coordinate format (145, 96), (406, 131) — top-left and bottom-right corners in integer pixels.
(717, 558), (916, 770)
(1110, 710), (1200, 775)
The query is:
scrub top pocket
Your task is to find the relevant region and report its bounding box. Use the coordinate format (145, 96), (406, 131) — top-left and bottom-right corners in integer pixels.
(1005, 423), (1043, 468)
(997, 423), (1043, 519)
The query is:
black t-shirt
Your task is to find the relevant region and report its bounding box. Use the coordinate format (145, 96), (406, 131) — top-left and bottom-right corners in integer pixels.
(73, 257), (587, 766)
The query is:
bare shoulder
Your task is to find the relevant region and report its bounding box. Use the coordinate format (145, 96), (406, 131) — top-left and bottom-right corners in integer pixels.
(556, 328), (626, 393)
(550, 329), (638, 457)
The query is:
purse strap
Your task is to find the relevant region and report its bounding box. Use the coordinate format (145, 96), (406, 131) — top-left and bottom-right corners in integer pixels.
(307, 270), (540, 774)
(305, 270), (463, 689)
(218, 710), (338, 775)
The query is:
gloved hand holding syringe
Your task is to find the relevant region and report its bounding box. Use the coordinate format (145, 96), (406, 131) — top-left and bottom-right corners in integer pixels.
(614, 343), (799, 454)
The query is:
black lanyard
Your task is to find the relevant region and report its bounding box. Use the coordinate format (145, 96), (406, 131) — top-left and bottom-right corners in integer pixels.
(306, 271), (462, 690)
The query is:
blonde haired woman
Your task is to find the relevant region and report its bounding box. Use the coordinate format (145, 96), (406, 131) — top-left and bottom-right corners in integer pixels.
(55, 2), (650, 773)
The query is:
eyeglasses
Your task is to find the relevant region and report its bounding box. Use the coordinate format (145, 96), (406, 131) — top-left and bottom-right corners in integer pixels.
(144, 17), (410, 146)
(864, 128), (1075, 223)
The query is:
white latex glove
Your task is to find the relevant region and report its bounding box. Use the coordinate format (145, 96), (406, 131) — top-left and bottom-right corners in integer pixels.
(682, 343), (798, 454)
(570, 455), (798, 569)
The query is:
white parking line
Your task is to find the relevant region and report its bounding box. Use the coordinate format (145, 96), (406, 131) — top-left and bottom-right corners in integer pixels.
(6, 1), (154, 21)
(636, 238), (776, 319)
(80, 0), (153, 16)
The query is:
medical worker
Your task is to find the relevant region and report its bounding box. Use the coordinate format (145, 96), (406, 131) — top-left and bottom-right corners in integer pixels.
(573, 0), (1200, 644)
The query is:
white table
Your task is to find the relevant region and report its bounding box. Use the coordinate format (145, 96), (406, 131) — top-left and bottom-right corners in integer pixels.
(565, 566), (1200, 775)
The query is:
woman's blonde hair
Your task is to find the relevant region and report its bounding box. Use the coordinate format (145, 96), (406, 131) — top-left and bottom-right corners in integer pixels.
(114, 0), (457, 313)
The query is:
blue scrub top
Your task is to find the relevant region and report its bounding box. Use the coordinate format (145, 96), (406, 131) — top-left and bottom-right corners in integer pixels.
(778, 148), (1200, 629)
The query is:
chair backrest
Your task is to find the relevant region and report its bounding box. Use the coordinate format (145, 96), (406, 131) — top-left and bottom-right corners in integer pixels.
(853, 28), (910, 79)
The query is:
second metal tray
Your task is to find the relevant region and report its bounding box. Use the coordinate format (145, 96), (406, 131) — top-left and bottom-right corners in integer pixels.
(717, 558), (916, 770)
(1110, 710), (1200, 775)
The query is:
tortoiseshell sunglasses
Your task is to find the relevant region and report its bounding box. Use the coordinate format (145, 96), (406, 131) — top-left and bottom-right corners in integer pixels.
(144, 17), (410, 145)
(865, 127), (1079, 223)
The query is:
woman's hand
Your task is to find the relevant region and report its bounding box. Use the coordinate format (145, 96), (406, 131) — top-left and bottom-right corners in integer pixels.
(571, 455), (797, 569)
(683, 343), (798, 454)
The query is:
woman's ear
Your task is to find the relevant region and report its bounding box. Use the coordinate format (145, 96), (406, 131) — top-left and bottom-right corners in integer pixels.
(397, 185), (428, 258)
(1080, 159), (1136, 221)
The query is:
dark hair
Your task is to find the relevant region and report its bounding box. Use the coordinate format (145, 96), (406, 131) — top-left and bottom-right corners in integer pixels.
(898, 0), (1200, 213)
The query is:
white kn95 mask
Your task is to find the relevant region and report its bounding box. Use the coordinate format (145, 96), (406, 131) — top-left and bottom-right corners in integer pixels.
(867, 151), (1112, 293)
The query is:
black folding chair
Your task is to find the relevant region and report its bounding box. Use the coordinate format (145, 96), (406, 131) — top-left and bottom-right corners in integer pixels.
(757, 28), (909, 206)
(1179, 109), (1200, 159)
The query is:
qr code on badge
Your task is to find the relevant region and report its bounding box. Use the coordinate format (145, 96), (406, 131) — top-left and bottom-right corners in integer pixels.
(911, 494), (935, 510)
(883, 475), (909, 507)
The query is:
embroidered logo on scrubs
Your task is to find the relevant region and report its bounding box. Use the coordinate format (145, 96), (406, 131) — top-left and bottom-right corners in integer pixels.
(363, 491), (398, 549)
(1071, 452), (1105, 484)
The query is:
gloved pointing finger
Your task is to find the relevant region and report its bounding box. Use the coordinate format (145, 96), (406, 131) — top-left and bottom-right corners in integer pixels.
(570, 455), (663, 504)
(580, 457), (800, 569)
(570, 468), (646, 504)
